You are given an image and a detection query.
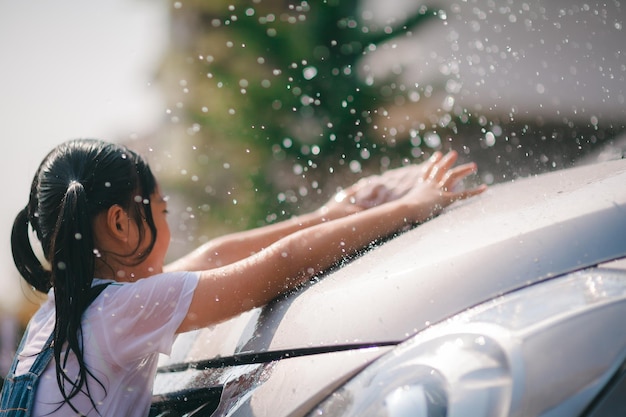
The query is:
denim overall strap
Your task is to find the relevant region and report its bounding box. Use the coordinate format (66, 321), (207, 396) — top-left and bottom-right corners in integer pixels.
(25, 334), (54, 376)
(0, 332), (54, 417)
(1, 283), (110, 416)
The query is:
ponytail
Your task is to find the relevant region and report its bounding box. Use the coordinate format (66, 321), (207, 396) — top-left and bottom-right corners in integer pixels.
(10, 207), (51, 293)
(50, 181), (103, 413)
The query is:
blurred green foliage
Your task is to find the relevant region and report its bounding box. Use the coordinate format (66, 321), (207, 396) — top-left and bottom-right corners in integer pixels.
(155, 0), (442, 237)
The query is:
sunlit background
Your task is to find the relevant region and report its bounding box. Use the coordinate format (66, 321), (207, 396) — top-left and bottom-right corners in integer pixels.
(0, 0), (624, 373)
(0, 0), (168, 317)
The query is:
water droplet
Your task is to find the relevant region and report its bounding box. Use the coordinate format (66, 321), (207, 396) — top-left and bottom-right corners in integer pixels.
(485, 132), (496, 147)
(442, 95), (455, 111)
(349, 160), (362, 173)
(424, 132), (442, 148)
(303, 66), (318, 80)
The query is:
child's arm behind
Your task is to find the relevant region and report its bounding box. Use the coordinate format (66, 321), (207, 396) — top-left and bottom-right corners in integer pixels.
(166, 151), (475, 273)
(176, 151), (486, 332)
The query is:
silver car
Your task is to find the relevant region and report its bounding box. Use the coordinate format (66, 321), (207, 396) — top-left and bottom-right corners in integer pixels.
(151, 157), (626, 417)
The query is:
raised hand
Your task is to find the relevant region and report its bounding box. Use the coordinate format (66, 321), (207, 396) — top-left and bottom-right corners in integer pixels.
(397, 150), (487, 221)
(324, 150), (486, 218)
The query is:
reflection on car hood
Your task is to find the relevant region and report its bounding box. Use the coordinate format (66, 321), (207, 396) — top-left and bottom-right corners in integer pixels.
(170, 159), (626, 364)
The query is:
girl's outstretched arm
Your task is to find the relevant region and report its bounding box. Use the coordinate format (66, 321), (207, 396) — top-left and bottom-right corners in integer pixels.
(165, 151), (474, 273)
(177, 151), (486, 332)
(164, 207), (344, 272)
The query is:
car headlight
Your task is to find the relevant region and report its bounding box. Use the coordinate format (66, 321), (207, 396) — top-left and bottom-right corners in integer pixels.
(307, 269), (626, 417)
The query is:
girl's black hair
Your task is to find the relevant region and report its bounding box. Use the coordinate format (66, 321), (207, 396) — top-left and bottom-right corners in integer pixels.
(11, 139), (158, 414)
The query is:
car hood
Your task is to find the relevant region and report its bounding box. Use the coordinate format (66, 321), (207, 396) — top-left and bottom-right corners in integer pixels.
(164, 159), (626, 366)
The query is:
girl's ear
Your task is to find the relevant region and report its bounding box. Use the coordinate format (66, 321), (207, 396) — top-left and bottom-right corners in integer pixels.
(105, 204), (129, 242)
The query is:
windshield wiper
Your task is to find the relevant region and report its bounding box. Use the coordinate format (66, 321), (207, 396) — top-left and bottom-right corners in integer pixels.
(157, 341), (399, 373)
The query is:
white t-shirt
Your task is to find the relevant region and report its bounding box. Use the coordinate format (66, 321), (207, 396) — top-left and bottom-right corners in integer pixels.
(15, 271), (199, 417)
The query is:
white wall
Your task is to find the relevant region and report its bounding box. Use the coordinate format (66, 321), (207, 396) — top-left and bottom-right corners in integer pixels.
(361, 0), (626, 123)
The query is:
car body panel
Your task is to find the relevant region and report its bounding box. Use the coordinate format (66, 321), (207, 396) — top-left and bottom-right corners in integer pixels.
(215, 346), (391, 417)
(175, 159), (626, 363)
(300, 268), (626, 417)
(153, 345), (393, 416)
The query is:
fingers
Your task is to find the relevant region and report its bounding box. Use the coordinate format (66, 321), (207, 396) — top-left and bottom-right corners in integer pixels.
(423, 150), (487, 204)
(444, 184), (488, 204)
(439, 162), (477, 191)
(430, 151), (444, 162)
(374, 150), (444, 187)
(424, 150), (457, 183)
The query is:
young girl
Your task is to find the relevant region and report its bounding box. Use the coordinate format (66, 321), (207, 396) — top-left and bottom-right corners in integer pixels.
(1, 139), (485, 416)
